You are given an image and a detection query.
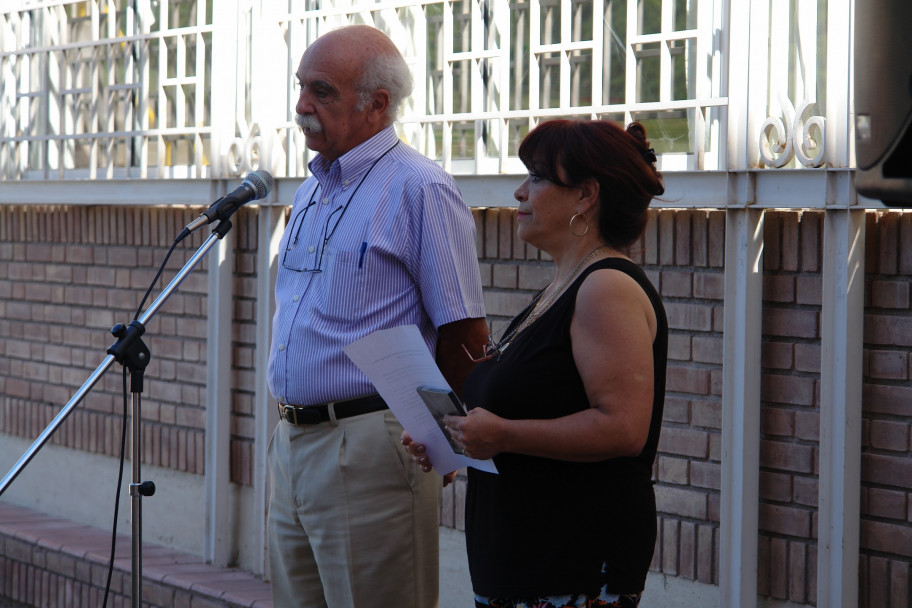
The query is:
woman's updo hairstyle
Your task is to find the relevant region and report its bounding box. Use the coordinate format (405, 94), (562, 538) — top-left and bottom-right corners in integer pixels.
(517, 119), (664, 249)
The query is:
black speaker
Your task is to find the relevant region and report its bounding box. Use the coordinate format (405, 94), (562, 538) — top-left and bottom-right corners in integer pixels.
(854, 0), (912, 207)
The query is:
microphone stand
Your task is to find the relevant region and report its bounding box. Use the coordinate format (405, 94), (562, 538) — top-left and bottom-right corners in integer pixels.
(0, 219), (235, 608)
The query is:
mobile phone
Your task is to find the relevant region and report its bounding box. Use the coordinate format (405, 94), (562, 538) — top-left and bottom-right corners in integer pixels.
(416, 386), (467, 454)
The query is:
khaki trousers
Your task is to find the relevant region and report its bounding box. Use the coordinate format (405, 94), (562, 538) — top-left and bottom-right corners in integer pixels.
(267, 409), (441, 608)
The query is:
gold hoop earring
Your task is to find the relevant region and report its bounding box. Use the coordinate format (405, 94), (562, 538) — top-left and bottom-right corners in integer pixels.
(569, 213), (589, 237)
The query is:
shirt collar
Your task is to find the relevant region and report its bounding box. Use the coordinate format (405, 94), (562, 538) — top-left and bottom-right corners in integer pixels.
(308, 126), (400, 185)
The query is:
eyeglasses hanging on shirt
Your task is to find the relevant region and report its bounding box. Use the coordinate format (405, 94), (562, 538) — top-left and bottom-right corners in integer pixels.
(281, 191), (342, 272)
(281, 141), (399, 273)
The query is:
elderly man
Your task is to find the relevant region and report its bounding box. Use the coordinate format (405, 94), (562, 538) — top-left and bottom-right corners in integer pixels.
(267, 25), (488, 607)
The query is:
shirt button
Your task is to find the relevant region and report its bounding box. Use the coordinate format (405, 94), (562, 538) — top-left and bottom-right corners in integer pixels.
(278, 344), (285, 351)
(308, 245), (316, 253)
(293, 295), (300, 302)
(322, 197), (330, 205)
(343, 179), (350, 187)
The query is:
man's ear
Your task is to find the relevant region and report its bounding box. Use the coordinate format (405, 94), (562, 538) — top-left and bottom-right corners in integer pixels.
(367, 89), (391, 124)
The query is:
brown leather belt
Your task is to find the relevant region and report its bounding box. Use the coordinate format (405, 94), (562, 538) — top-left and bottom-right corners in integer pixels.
(277, 394), (387, 425)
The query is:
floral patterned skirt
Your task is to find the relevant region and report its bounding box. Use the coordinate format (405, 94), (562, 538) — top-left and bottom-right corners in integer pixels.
(474, 587), (641, 608)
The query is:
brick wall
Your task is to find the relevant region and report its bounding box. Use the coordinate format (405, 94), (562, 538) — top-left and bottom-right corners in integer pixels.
(0, 205), (209, 478)
(1, 204), (911, 607)
(859, 212), (912, 608)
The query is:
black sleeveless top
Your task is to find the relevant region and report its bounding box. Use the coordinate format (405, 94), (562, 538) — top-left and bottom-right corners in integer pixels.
(463, 258), (668, 597)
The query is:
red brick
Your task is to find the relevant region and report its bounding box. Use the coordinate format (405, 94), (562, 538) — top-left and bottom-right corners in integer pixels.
(661, 269), (693, 297)
(789, 541), (808, 603)
(763, 275), (795, 303)
(794, 343), (820, 373)
(666, 364), (712, 395)
(498, 208), (515, 260)
(761, 407), (795, 437)
(757, 535), (770, 595)
(483, 290), (532, 318)
(675, 212), (692, 265)
(692, 336), (723, 365)
(877, 212), (900, 274)
(763, 307), (819, 339)
(477, 261), (492, 287)
(679, 521), (696, 579)
(659, 426), (709, 458)
(861, 520), (912, 557)
(891, 559), (909, 608)
(759, 471), (792, 502)
(768, 536), (788, 599)
(693, 270), (724, 300)
(762, 373), (816, 406)
(760, 503), (812, 538)
(657, 210), (675, 266)
(868, 555), (890, 606)
(707, 211), (725, 267)
(658, 456), (689, 484)
(665, 301), (714, 331)
(516, 263), (550, 290)
(691, 211), (709, 267)
(867, 350), (910, 380)
(696, 524), (716, 584)
(764, 213), (782, 271)
(795, 275), (822, 306)
(662, 397), (690, 423)
(662, 518), (678, 575)
(780, 213), (801, 272)
(655, 486), (707, 519)
(792, 476), (818, 507)
(900, 213), (912, 274)
(643, 210), (659, 265)
(871, 279), (911, 309)
(864, 487), (908, 520)
(667, 334), (692, 361)
(691, 400), (720, 429)
(866, 314), (912, 347)
(690, 461), (720, 490)
(760, 439), (814, 473)
(863, 453), (912, 490)
(761, 341), (794, 370)
(483, 208), (501, 259)
(864, 384), (912, 417)
(869, 419), (911, 452)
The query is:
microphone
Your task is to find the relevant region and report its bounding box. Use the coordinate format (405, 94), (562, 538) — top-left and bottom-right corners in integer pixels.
(177, 170), (275, 241)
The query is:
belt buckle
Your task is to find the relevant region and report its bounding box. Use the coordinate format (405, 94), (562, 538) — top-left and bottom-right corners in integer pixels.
(281, 404), (299, 425)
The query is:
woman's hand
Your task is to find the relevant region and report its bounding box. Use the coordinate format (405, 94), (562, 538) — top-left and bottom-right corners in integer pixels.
(443, 408), (505, 461)
(400, 431), (457, 487)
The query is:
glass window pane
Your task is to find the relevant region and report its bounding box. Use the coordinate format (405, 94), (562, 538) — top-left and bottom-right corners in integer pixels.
(631, 109), (692, 154)
(538, 51), (560, 109)
(634, 41), (660, 103)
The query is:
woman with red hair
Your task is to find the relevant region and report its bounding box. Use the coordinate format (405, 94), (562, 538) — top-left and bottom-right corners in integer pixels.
(406, 119), (668, 608)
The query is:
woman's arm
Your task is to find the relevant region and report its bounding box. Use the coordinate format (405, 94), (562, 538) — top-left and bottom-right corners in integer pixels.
(448, 268), (657, 462)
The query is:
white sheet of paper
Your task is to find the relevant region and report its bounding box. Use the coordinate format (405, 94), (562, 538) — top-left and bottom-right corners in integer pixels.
(343, 325), (498, 475)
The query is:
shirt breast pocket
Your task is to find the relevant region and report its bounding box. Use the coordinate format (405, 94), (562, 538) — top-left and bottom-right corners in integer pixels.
(319, 247), (367, 322)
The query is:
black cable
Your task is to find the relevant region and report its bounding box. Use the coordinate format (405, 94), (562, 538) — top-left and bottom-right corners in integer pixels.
(134, 238), (181, 321)
(99, 232), (184, 603)
(102, 367), (130, 607)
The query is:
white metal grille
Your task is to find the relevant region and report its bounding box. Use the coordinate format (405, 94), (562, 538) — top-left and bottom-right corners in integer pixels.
(0, 0), (212, 180)
(1, 0), (848, 182)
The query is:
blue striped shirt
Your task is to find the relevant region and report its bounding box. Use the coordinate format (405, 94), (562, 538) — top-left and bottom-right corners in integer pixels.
(268, 126), (485, 405)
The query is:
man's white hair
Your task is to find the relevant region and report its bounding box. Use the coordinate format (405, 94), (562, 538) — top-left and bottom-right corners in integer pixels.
(355, 51), (413, 125)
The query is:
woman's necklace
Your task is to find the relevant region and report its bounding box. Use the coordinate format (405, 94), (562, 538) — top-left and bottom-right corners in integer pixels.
(490, 245), (608, 358)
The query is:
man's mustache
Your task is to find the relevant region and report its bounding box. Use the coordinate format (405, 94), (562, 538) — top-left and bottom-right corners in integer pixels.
(295, 113), (324, 133)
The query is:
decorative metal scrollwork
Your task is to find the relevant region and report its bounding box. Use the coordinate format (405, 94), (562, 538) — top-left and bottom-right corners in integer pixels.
(759, 95), (826, 168)
(224, 122), (281, 177)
